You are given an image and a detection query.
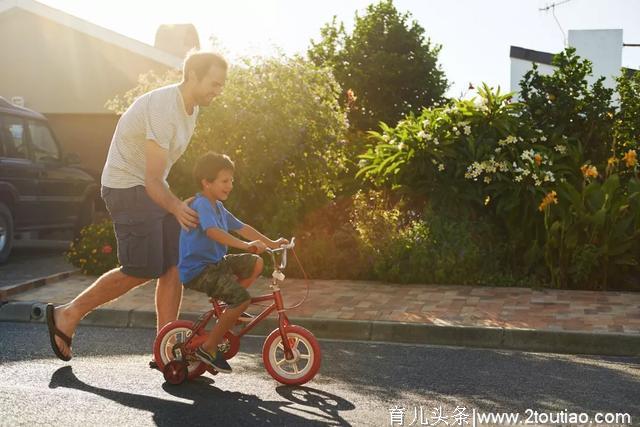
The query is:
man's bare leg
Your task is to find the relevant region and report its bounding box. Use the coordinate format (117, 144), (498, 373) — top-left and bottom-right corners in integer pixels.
(52, 268), (149, 358)
(155, 265), (182, 332)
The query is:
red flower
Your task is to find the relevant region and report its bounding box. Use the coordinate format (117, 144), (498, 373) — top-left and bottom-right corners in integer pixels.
(101, 245), (113, 254)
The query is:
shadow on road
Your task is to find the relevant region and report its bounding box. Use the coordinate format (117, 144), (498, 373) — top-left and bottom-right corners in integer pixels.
(49, 366), (355, 425)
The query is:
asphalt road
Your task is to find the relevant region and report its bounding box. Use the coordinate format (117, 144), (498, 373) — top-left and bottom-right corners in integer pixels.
(0, 322), (638, 426)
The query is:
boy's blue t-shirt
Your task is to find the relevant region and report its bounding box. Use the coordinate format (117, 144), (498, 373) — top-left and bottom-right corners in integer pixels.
(178, 194), (244, 284)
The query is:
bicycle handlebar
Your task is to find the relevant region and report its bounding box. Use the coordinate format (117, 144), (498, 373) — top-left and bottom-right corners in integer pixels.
(248, 238), (295, 270)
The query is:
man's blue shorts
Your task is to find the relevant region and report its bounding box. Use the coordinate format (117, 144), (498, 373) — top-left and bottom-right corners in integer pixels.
(101, 185), (180, 279)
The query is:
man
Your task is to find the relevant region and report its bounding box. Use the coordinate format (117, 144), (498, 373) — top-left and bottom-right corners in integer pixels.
(46, 51), (228, 361)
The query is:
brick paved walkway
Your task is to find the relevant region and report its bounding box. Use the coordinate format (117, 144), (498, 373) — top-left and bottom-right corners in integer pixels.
(9, 274), (640, 335)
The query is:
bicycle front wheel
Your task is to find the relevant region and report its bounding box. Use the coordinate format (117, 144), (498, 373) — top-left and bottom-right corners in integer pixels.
(262, 325), (321, 385)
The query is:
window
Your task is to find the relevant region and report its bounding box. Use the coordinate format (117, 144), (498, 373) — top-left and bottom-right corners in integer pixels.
(28, 121), (60, 162)
(0, 115), (28, 159)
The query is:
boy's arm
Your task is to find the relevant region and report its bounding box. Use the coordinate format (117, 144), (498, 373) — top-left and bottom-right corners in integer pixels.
(235, 225), (287, 249)
(206, 227), (265, 252)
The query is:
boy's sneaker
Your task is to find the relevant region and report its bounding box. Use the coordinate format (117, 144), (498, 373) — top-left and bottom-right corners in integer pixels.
(195, 346), (232, 374)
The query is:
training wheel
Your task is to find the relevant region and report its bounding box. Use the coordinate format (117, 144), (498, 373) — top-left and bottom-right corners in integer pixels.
(163, 360), (188, 385)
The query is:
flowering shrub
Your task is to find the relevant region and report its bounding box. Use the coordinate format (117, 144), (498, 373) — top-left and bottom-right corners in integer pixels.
(65, 220), (118, 276)
(357, 49), (640, 289)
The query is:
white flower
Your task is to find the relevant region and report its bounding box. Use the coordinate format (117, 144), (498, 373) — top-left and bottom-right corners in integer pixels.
(554, 145), (567, 154)
(417, 131), (427, 139)
(534, 178), (542, 187)
(398, 142), (405, 151)
(438, 164), (445, 171)
(422, 118), (430, 128)
(495, 147), (502, 153)
(433, 138), (439, 145)
(464, 126), (472, 135)
(521, 149), (535, 162)
(484, 176), (492, 184)
(545, 171), (555, 182)
(540, 136), (547, 142)
(514, 175), (523, 182)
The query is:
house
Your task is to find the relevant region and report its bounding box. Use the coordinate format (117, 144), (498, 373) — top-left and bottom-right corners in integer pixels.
(0, 0), (198, 175)
(510, 29), (638, 96)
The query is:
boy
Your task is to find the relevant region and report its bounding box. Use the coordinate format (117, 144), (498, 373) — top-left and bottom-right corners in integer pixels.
(178, 152), (287, 373)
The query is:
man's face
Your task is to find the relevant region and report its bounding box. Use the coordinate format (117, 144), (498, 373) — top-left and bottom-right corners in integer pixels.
(192, 65), (226, 107)
(204, 169), (234, 201)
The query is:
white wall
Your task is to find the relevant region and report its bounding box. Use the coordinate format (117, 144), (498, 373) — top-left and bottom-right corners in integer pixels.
(568, 29), (623, 90)
(510, 58), (556, 94)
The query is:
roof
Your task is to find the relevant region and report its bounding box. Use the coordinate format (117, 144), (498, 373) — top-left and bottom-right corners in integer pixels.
(0, 96), (46, 120)
(0, 0), (182, 69)
(510, 46), (555, 66)
(511, 45), (639, 77)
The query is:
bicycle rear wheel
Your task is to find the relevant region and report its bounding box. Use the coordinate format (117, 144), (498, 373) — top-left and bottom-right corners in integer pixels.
(154, 320), (206, 380)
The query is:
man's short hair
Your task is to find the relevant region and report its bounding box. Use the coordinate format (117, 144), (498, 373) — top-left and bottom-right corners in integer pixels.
(193, 152), (235, 188)
(183, 51), (228, 82)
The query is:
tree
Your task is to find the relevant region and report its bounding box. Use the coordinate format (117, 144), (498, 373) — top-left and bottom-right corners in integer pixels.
(107, 56), (348, 235)
(308, 0), (448, 132)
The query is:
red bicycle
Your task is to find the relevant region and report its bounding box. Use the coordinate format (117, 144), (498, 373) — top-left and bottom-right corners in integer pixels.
(153, 238), (321, 386)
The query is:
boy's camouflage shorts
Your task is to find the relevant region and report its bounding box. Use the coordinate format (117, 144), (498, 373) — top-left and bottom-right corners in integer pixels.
(184, 253), (259, 307)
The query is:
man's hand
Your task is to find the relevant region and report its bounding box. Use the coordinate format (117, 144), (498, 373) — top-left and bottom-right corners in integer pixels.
(172, 199), (199, 231)
(247, 240), (268, 254)
(270, 237), (290, 249)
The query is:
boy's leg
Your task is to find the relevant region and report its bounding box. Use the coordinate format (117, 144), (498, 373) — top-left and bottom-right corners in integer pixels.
(52, 269), (149, 359)
(202, 299), (250, 352)
(237, 256), (263, 288)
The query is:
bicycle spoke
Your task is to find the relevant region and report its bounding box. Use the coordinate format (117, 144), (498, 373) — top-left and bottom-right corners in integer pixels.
(292, 362), (299, 374)
(276, 358), (287, 366)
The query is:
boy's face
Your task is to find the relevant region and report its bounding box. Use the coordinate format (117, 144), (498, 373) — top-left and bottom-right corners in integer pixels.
(203, 169), (234, 201)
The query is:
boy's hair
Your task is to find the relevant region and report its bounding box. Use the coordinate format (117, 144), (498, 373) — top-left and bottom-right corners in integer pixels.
(193, 152), (235, 189)
(183, 51), (228, 82)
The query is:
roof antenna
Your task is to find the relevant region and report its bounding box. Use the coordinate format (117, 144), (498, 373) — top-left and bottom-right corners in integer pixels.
(539, 0), (573, 47)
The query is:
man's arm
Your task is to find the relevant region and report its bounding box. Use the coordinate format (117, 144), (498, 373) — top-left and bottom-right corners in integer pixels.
(144, 140), (198, 230)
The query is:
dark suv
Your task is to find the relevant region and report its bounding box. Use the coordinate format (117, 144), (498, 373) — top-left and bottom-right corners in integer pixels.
(0, 97), (98, 263)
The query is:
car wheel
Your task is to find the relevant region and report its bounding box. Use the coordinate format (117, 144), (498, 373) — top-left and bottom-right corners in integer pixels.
(74, 197), (95, 237)
(0, 202), (14, 264)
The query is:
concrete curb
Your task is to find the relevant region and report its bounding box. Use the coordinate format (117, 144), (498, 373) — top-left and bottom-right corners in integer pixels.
(1, 303), (638, 357)
(0, 270), (79, 301)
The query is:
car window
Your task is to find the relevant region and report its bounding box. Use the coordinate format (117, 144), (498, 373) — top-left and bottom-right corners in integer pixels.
(28, 120), (60, 162)
(0, 115), (28, 159)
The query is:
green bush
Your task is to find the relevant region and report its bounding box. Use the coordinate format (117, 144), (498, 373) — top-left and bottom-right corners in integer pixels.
(65, 220), (118, 276)
(356, 49), (640, 289)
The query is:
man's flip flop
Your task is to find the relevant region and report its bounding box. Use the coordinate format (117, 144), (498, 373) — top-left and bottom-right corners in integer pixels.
(46, 303), (72, 362)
